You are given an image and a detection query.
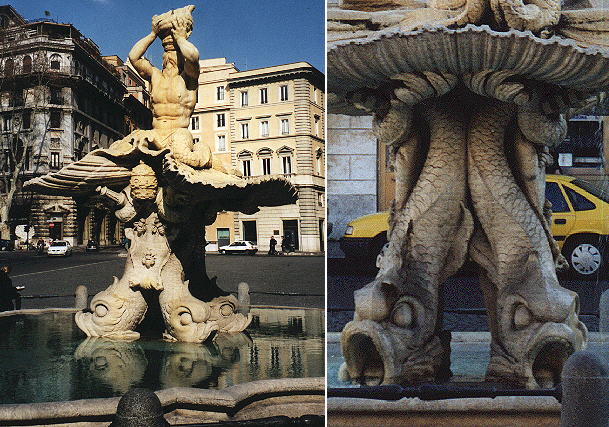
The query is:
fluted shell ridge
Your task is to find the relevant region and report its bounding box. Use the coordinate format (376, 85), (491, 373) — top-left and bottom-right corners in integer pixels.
(329, 25), (609, 114)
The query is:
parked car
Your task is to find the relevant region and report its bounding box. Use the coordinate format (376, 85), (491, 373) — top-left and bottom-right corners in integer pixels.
(47, 240), (72, 257)
(0, 239), (14, 251)
(85, 240), (99, 252)
(340, 174), (609, 278)
(218, 241), (258, 255)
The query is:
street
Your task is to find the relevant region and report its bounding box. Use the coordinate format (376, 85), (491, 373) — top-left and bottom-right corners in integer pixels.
(3, 250), (324, 310)
(328, 258), (608, 332)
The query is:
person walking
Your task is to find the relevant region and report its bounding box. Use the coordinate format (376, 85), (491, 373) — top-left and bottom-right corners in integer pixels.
(268, 236), (278, 256)
(0, 263), (20, 311)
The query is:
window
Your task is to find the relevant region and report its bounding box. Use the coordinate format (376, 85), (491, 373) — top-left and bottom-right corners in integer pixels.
(9, 90), (23, 107)
(193, 138), (199, 144)
(238, 150), (253, 176)
(242, 159), (251, 177)
(50, 110), (61, 128)
(217, 135), (226, 152)
(217, 113), (225, 128)
(50, 151), (60, 169)
(259, 88), (268, 104)
(545, 182), (569, 213)
(281, 118), (290, 135)
(241, 91), (248, 106)
(241, 122), (249, 139)
(313, 87), (318, 103)
(191, 116), (199, 130)
(3, 115), (11, 131)
(216, 86), (225, 101)
(3, 58), (13, 76)
(260, 120), (269, 137)
(22, 111), (30, 129)
(316, 148), (324, 175)
(1, 150), (9, 172)
(22, 56), (32, 74)
(262, 158), (271, 175)
(564, 186), (596, 211)
(50, 54), (61, 70)
(282, 156), (292, 174)
(280, 85), (288, 101)
(50, 87), (63, 105)
(314, 115), (321, 137)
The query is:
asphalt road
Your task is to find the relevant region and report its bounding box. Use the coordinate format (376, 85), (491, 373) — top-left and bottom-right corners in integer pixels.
(3, 249), (324, 310)
(328, 258), (608, 332)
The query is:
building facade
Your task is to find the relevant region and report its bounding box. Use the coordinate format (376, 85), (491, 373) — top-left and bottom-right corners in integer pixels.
(194, 59), (325, 253)
(0, 5), (151, 246)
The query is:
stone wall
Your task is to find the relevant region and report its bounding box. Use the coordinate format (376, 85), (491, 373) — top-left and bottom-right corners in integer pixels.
(327, 114), (377, 240)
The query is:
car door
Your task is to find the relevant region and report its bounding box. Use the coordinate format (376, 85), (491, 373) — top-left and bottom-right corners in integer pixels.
(546, 181), (575, 247)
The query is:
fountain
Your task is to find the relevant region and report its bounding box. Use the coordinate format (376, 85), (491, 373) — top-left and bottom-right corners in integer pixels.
(0, 5), (324, 425)
(328, 0), (609, 391)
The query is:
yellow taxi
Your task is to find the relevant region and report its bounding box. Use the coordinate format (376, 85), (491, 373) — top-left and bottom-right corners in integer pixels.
(340, 174), (609, 278)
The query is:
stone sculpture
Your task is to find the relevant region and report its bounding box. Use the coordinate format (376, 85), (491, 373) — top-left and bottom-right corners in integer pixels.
(330, 0), (609, 388)
(25, 5), (296, 343)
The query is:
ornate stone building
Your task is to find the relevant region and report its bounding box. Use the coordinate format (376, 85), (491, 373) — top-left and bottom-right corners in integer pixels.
(0, 5), (151, 245)
(194, 59), (325, 252)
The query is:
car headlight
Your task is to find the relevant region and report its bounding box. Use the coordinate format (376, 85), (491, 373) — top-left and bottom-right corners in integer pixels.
(345, 225), (354, 236)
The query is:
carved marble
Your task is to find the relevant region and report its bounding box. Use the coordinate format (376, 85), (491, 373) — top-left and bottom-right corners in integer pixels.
(330, 0), (609, 388)
(26, 6), (296, 343)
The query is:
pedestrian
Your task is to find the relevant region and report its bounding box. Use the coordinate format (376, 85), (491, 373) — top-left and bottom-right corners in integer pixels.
(268, 236), (277, 255)
(0, 263), (20, 311)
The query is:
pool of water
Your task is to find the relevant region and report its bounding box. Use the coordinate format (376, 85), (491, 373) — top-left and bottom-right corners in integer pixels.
(0, 308), (324, 404)
(327, 339), (609, 388)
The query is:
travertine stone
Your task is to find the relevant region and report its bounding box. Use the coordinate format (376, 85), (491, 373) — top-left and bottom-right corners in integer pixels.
(24, 6), (296, 343)
(331, 0), (608, 388)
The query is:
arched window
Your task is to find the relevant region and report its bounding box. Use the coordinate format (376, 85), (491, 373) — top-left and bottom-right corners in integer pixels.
(277, 146), (294, 175)
(50, 54), (61, 70)
(22, 55), (32, 74)
(238, 150), (253, 177)
(3, 58), (13, 76)
(257, 148), (273, 176)
(0, 15), (9, 29)
(316, 148), (324, 176)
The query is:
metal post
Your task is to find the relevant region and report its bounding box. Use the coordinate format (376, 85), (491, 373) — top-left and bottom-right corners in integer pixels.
(74, 285), (88, 310)
(560, 350), (609, 427)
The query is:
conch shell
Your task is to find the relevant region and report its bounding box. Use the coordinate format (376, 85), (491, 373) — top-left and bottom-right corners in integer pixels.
(152, 5), (195, 49)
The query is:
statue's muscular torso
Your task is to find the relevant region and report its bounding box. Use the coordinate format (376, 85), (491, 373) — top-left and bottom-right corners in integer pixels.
(150, 70), (197, 132)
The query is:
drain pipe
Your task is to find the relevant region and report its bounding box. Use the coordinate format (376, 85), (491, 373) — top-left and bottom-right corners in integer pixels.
(560, 350), (609, 427)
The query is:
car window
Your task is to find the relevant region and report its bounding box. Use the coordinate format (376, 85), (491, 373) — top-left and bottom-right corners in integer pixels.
(545, 182), (570, 213)
(571, 179), (609, 203)
(53, 242), (67, 247)
(564, 186), (596, 211)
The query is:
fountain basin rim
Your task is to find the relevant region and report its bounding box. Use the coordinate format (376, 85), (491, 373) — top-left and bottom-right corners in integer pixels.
(328, 394), (560, 412)
(0, 377), (325, 424)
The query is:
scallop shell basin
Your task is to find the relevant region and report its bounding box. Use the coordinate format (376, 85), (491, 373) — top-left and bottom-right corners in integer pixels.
(328, 24), (609, 114)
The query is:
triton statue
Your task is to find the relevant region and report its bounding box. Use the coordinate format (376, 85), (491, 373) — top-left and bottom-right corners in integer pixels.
(329, 0), (609, 388)
(25, 5), (296, 343)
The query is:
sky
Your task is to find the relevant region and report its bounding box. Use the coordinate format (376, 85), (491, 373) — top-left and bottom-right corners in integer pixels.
(12, 0), (325, 73)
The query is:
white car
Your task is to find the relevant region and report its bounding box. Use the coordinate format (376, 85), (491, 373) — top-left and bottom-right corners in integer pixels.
(218, 241), (258, 255)
(47, 240), (72, 257)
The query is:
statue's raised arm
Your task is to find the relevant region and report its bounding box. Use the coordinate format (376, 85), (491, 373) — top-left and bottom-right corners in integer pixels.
(128, 29), (158, 82)
(171, 14), (200, 82)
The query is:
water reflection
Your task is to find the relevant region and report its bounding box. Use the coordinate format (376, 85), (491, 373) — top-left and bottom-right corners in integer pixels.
(0, 308), (324, 403)
(74, 338), (147, 394)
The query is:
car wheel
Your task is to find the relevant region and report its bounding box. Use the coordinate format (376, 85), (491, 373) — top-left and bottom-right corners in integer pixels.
(564, 236), (606, 279)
